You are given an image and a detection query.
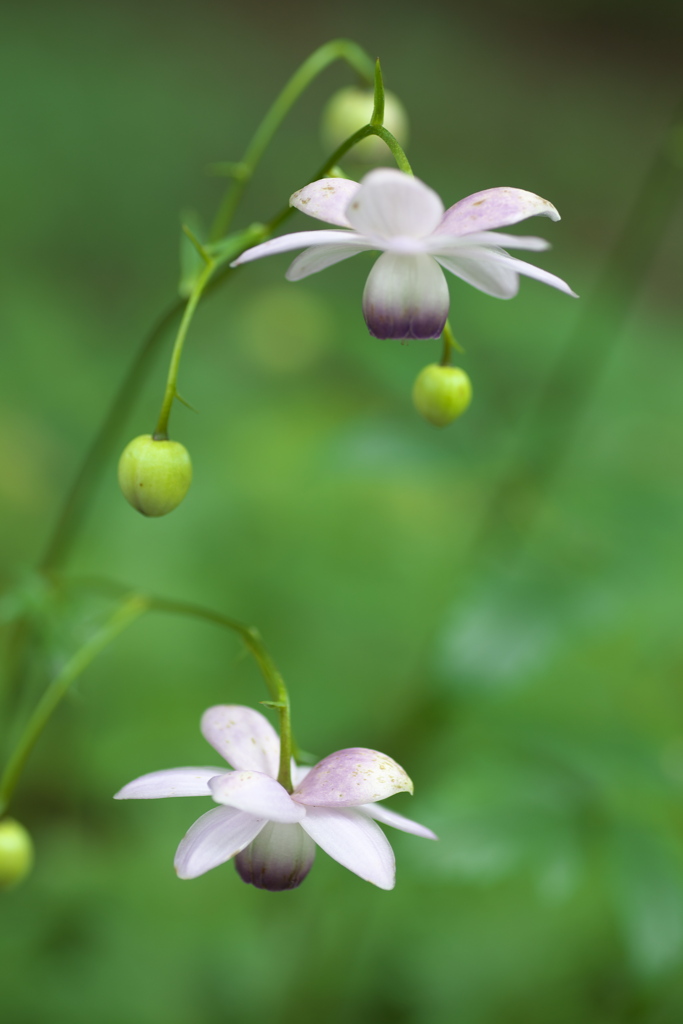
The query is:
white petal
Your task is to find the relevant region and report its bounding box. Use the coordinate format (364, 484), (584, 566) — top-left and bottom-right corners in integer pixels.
(230, 230), (364, 267)
(300, 806), (395, 889)
(362, 252), (449, 339)
(357, 803), (438, 840)
(435, 250), (520, 299)
(200, 705), (280, 776)
(290, 178), (361, 227)
(174, 805), (266, 879)
(285, 240), (375, 281)
(114, 767), (222, 799)
(346, 169), (444, 239)
(209, 771), (305, 823)
(428, 231), (551, 253)
(435, 187), (560, 237)
(481, 250), (578, 297)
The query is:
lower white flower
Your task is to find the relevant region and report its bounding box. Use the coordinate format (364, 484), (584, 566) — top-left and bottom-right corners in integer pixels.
(115, 705), (436, 891)
(231, 168), (577, 340)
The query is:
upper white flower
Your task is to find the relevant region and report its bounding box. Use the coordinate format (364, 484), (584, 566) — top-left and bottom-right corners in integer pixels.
(115, 704), (436, 891)
(231, 169), (577, 340)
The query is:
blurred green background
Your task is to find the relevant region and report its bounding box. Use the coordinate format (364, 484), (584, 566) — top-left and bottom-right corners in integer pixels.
(1, 1), (683, 1021)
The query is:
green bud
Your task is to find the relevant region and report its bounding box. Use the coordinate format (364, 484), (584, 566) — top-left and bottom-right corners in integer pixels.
(412, 364), (472, 427)
(321, 87), (409, 163)
(0, 818), (34, 890)
(118, 434), (192, 517)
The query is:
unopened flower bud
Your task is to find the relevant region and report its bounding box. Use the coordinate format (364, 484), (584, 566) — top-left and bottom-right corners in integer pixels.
(0, 818), (34, 890)
(321, 87), (409, 163)
(118, 434), (192, 516)
(412, 364), (472, 427)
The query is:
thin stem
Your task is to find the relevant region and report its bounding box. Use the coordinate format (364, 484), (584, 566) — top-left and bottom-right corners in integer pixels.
(144, 595), (294, 791)
(0, 594), (148, 816)
(439, 321), (456, 365)
(370, 59), (385, 127)
(209, 39), (375, 242)
(154, 258), (215, 439)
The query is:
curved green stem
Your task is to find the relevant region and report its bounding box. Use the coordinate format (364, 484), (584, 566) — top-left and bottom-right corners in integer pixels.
(209, 39), (375, 242)
(0, 594), (148, 816)
(139, 595), (295, 791)
(154, 259), (215, 439)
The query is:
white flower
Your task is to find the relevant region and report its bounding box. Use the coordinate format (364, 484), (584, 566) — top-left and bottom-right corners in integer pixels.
(231, 169), (577, 340)
(115, 705), (436, 891)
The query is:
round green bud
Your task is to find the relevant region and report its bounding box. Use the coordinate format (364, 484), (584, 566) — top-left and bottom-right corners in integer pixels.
(118, 434), (192, 517)
(412, 364), (472, 427)
(321, 87), (409, 163)
(0, 818), (34, 890)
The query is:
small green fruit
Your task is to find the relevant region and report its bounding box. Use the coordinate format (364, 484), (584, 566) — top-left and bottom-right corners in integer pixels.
(118, 434), (192, 516)
(412, 364), (472, 427)
(0, 818), (34, 890)
(321, 87), (409, 163)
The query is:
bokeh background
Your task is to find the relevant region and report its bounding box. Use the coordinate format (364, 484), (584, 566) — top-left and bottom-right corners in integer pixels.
(2, 1), (683, 1021)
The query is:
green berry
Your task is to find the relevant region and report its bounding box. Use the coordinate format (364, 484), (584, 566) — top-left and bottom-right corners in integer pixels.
(412, 364), (472, 427)
(0, 818), (34, 890)
(321, 87), (409, 163)
(118, 434), (192, 517)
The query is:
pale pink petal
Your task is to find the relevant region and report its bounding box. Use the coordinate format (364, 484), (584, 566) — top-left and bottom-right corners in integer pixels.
(285, 240), (375, 281)
(293, 747), (413, 808)
(208, 771), (305, 823)
(114, 767), (222, 799)
(434, 187), (560, 237)
(201, 705), (280, 776)
(361, 253), (449, 339)
(481, 250), (578, 297)
(235, 822), (316, 890)
(289, 178), (361, 227)
(427, 231), (551, 254)
(357, 803), (438, 839)
(346, 169), (444, 239)
(174, 805), (266, 879)
(230, 230), (363, 267)
(300, 806), (395, 889)
(435, 250), (520, 298)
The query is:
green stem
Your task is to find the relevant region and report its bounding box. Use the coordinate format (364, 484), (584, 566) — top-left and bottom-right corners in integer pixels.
(144, 595), (294, 791)
(0, 595), (148, 816)
(154, 259), (215, 439)
(370, 59), (385, 127)
(209, 39), (375, 242)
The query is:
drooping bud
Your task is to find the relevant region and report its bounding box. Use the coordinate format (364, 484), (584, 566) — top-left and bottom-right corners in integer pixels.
(118, 434), (192, 517)
(235, 822), (316, 891)
(0, 818), (34, 890)
(321, 87), (409, 163)
(412, 364), (472, 427)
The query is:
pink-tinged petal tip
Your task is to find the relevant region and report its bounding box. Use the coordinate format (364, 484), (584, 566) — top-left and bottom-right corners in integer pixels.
(436, 187), (561, 237)
(293, 747), (413, 808)
(290, 178), (361, 227)
(114, 766), (222, 800)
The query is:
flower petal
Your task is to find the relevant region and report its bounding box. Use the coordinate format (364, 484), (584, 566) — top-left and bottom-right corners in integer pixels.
(235, 822), (316, 890)
(209, 771), (305, 823)
(428, 231), (551, 254)
(357, 803), (438, 840)
(479, 250), (578, 297)
(435, 250), (520, 299)
(300, 806), (395, 889)
(201, 705), (280, 776)
(289, 178), (361, 227)
(174, 805), (266, 879)
(435, 187), (560, 237)
(114, 767), (222, 799)
(230, 230), (364, 267)
(346, 169), (444, 239)
(285, 240), (375, 281)
(293, 747), (413, 808)
(362, 253), (449, 339)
